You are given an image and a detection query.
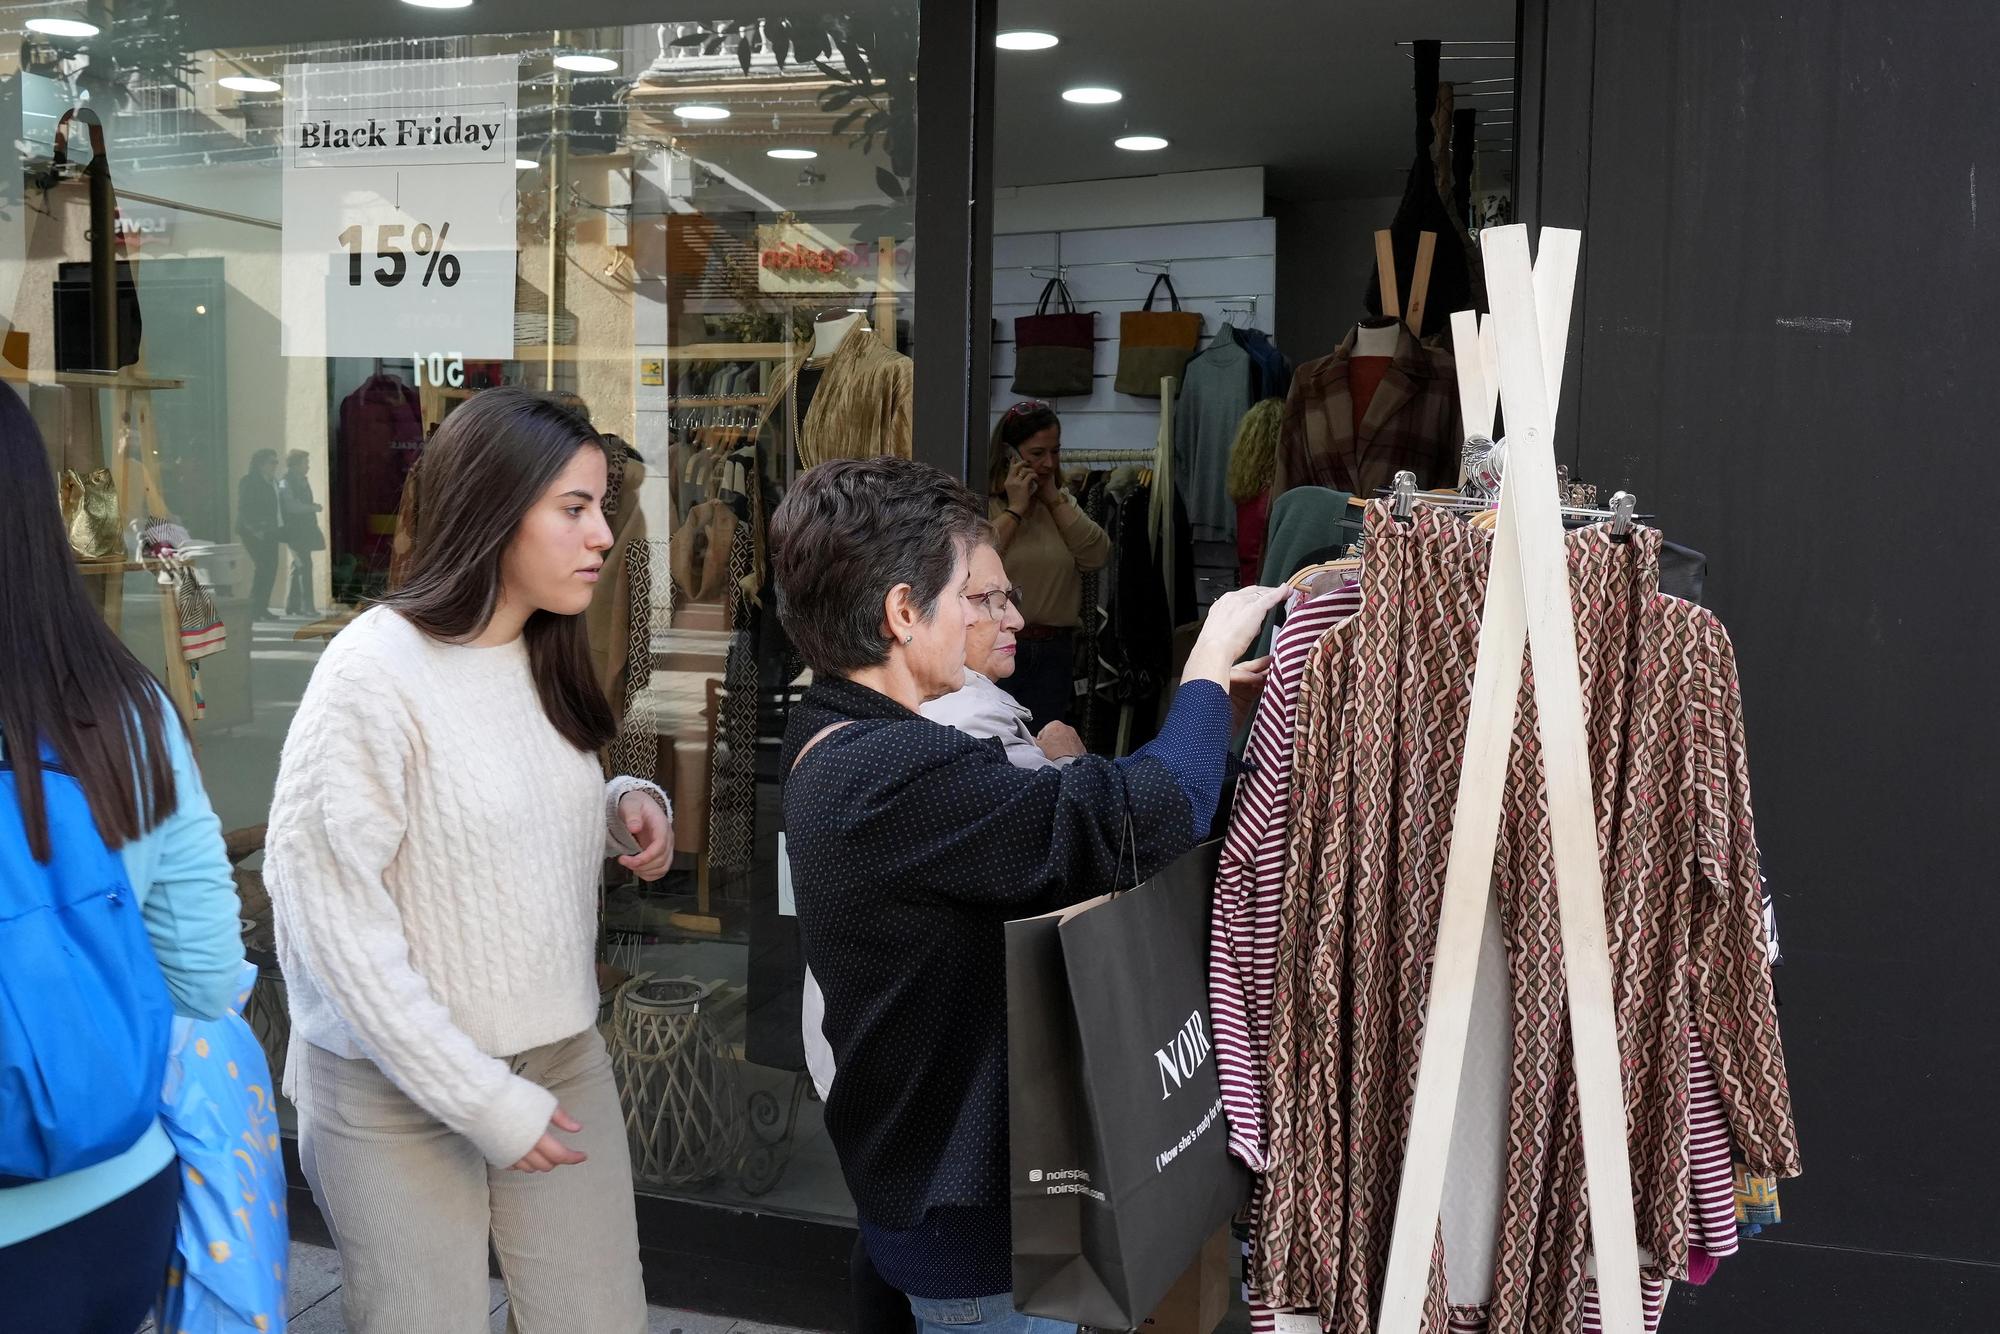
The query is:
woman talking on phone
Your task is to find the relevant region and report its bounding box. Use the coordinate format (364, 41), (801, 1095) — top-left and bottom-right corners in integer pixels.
(985, 401), (1110, 730)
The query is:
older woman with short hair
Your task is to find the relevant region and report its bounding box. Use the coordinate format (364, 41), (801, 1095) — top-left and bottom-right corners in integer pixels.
(919, 541), (1085, 768)
(775, 457), (1280, 1334)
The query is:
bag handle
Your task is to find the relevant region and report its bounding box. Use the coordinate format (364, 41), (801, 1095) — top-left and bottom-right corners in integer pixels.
(1141, 273), (1181, 312)
(1034, 278), (1077, 317)
(50, 106), (108, 174)
(790, 721), (853, 775)
(1110, 813), (1139, 896)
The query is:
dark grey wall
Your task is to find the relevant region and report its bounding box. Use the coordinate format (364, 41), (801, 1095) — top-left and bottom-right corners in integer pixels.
(1519, 3), (2000, 1328)
(1269, 193), (1403, 366)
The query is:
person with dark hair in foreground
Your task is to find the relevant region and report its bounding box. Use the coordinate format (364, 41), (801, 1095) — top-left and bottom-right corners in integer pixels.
(0, 388), (244, 1331)
(265, 387), (674, 1333)
(774, 456), (1282, 1334)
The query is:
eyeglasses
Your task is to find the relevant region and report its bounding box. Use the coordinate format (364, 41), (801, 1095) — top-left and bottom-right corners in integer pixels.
(964, 587), (1024, 621)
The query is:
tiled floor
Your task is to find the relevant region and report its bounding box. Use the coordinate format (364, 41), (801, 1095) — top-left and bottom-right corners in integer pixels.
(143, 1239), (829, 1334)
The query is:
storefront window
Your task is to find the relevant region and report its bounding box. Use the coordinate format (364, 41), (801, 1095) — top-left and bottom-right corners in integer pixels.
(6, 5), (918, 1226)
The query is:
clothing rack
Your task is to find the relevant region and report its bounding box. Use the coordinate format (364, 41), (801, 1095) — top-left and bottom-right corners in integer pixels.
(1065, 448), (1156, 462)
(1375, 225), (1648, 1334)
(668, 393), (767, 408)
(1378, 473), (1645, 527)
(1218, 297), (1262, 330)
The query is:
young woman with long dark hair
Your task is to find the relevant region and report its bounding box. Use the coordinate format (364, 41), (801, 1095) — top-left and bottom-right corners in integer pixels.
(0, 390), (244, 1330)
(265, 387), (673, 1333)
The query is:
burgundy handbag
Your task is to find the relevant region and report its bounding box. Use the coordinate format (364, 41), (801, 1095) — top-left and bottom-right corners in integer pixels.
(1011, 277), (1095, 398)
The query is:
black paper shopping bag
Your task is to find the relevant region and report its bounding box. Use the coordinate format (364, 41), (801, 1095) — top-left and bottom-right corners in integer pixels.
(1006, 840), (1249, 1327)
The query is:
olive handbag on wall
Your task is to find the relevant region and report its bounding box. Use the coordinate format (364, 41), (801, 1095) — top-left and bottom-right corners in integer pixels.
(1012, 277), (1095, 398)
(1114, 274), (1202, 397)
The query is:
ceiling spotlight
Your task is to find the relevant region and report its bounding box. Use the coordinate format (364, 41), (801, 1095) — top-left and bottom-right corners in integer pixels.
(767, 148), (818, 160)
(219, 75), (281, 94)
(674, 104), (731, 121)
(1115, 135), (1170, 152)
(399, 0), (474, 8)
(514, 158), (539, 170)
(1062, 87), (1122, 105)
(25, 17), (100, 37)
(555, 53), (619, 74)
(996, 30), (1059, 51)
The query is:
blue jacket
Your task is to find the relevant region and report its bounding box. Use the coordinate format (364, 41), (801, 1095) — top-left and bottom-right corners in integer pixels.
(0, 705), (243, 1247)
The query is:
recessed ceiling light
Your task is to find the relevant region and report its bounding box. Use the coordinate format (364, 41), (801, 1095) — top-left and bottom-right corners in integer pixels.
(515, 158), (538, 170)
(674, 104), (731, 121)
(996, 30), (1059, 51)
(1062, 87), (1122, 105)
(555, 53), (619, 73)
(25, 17), (99, 37)
(1115, 135), (1170, 152)
(767, 148), (818, 160)
(400, 0), (473, 8)
(219, 75), (281, 94)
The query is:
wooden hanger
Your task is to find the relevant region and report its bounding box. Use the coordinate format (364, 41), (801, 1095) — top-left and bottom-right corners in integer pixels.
(1287, 553), (1363, 594)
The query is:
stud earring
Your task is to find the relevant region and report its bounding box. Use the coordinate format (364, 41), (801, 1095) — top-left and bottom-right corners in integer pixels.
(902, 634), (913, 644)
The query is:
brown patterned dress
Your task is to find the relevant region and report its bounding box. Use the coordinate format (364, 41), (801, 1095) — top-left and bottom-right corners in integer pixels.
(1253, 504), (1798, 1334)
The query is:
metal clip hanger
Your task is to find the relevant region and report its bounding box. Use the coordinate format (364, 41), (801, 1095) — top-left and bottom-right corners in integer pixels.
(1392, 470), (1419, 524)
(1608, 491), (1636, 544)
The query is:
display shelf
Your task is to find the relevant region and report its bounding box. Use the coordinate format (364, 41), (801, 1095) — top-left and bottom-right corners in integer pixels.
(73, 557), (149, 576)
(2, 364), (186, 390)
(669, 342), (804, 361)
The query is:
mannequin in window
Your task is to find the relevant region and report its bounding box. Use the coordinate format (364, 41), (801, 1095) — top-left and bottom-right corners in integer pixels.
(813, 308), (867, 359)
(1348, 316), (1401, 431)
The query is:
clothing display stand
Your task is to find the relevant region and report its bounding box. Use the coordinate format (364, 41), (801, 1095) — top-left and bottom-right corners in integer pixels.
(1373, 227), (1437, 340)
(26, 359), (201, 730)
(1374, 225), (1646, 1334)
(873, 234), (897, 348)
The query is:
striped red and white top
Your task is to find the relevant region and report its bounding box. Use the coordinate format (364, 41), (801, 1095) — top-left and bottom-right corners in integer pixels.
(1210, 583), (1362, 1171)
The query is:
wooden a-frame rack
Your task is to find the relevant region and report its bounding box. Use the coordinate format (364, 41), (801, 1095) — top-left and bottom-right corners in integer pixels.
(1374, 227), (1438, 336)
(1373, 225), (1647, 1334)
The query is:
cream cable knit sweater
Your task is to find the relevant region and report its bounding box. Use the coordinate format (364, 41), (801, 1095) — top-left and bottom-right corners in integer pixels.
(266, 607), (667, 1166)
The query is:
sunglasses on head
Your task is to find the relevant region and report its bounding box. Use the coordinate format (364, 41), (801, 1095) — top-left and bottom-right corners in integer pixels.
(1003, 400), (1051, 421)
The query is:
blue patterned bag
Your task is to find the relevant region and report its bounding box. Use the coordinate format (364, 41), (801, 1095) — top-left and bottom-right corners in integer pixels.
(155, 961), (290, 1333)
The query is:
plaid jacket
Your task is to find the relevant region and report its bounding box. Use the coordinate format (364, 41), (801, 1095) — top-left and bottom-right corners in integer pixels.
(1275, 323), (1462, 501)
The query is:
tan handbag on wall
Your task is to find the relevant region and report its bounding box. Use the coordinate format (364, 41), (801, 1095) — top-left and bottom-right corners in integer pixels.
(60, 467), (123, 561)
(1114, 274), (1203, 397)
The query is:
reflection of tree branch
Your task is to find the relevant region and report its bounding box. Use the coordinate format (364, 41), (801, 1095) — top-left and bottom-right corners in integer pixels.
(662, 10), (917, 200)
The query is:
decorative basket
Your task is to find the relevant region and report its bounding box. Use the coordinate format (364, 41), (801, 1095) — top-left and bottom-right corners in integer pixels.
(607, 976), (744, 1188)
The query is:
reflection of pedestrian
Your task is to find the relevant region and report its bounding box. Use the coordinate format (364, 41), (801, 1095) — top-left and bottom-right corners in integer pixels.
(281, 450), (325, 616)
(236, 449), (282, 618)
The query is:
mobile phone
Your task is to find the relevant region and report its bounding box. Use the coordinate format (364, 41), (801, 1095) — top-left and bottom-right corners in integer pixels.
(1007, 445), (1026, 467)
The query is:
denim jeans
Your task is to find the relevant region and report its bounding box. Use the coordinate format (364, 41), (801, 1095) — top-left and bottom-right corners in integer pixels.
(905, 1292), (1077, 1334)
